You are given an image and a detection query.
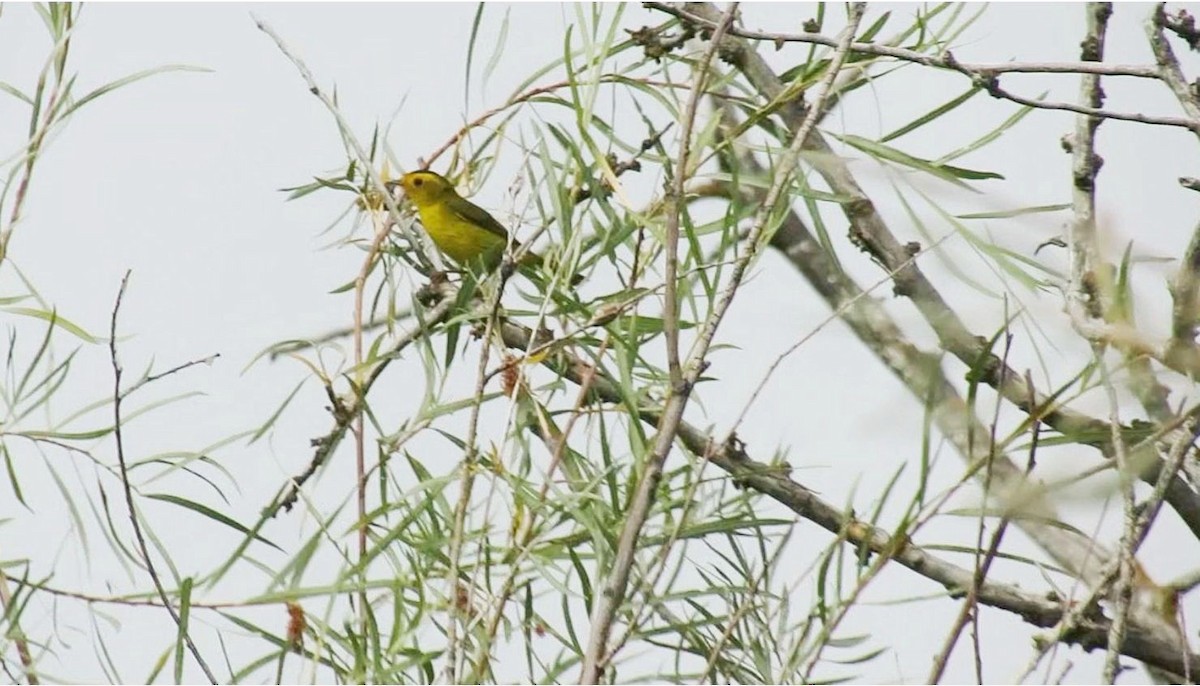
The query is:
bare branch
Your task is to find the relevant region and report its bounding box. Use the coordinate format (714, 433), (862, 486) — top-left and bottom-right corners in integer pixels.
(493, 308), (1200, 680)
(580, 5), (743, 680)
(687, 0), (1200, 546)
(1064, 2), (1110, 341)
(1147, 4), (1200, 141)
(109, 272), (217, 684)
(0, 547), (38, 684)
(647, 2), (1200, 132)
(253, 15), (429, 271)
(270, 288), (455, 516)
(646, 3), (1161, 78)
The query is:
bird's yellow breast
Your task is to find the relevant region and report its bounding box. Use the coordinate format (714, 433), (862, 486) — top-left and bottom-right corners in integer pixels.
(416, 201), (507, 267)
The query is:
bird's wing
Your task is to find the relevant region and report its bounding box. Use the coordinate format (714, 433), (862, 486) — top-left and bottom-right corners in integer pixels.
(448, 195), (512, 241)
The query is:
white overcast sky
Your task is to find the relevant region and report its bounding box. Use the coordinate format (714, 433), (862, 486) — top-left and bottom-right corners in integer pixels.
(2, 2), (1199, 684)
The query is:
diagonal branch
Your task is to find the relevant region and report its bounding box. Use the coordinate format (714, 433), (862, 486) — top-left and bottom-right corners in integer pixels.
(1153, 3), (1200, 377)
(704, 110), (1120, 588)
(493, 305), (1200, 680)
(673, 1), (1200, 547)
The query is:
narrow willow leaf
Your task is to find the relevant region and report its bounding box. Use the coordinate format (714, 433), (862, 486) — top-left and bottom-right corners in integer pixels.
(145, 493), (281, 551)
(956, 203), (1069, 220)
(3, 307), (96, 342)
(881, 86), (981, 143)
(835, 133), (1002, 190)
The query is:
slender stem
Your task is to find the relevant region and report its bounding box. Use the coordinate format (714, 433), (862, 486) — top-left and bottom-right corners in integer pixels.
(349, 208), (393, 641)
(495, 306), (1200, 679)
(443, 272), (511, 683)
(109, 272), (217, 684)
(0, 546), (37, 684)
(649, 2), (1200, 133)
(929, 360), (1044, 684)
(254, 16), (428, 269)
(578, 6), (742, 681)
(661, 7), (724, 388)
(646, 4), (1161, 78)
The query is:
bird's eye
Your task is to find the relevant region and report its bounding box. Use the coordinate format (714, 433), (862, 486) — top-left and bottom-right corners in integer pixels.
(413, 178), (424, 187)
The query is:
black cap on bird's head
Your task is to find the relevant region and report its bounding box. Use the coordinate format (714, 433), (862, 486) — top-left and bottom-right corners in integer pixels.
(393, 170), (455, 204)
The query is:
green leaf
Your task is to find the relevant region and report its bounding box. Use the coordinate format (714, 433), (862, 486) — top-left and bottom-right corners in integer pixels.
(2, 444), (26, 509)
(145, 493), (281, 551)
(482, 7), (511, 91)
(0, 81), (32, 105)
(956, 203), (1069, 220)
(63, 65), (212, 119)
(857, 10), (892, 42)
(835, 133), (1002, 190)
(2, 307), (96, 342)
(881, 86), (980, 143)
(249, 380), (307, 444)
(464, 3), (486, 108)
(610, 314), (696, 339)
(936, 93), (1043, 164)
(174, 577), (193, 683)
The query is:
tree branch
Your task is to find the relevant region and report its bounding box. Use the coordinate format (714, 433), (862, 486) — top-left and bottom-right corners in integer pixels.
(674, 1), (1200, 548)
(109, 272), (217, 684)
(493, 303), (1200, 680)
(647, 2), (1200, 132)
(580, 5), (743, 681)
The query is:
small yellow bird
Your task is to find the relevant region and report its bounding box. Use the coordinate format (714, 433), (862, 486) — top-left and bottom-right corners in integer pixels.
(395, 170), (547, 275)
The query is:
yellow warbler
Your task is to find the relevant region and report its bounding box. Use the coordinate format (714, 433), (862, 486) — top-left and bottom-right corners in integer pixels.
(395, 170), (548, 276)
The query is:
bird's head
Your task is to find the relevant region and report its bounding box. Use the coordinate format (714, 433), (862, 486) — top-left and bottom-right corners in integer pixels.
(395, 170), (455, 208)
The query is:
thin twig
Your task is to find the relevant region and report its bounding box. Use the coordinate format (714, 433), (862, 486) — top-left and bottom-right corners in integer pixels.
(978, 76), (1198, 132)
(578, 5), (742, 681)
(646, 3), (1160, 78)
(443, 271), (512, 683)
(662, 8), (723, 388)
(1147, 4), (1200, 141)
(265, 313), (410, 360)
(109, 271), (217, 684)
(647, 2), (1200, 134)
(348, 203), (394, 641)
(121, 354), (220, 400)
(1100, 354), (1139, 685)
(0, 546), (37, 684)
(494, 309), (1200, 679)
(465, 335), (613, 683)
(253, 16), (427, 269)
(927, 337), (1031, 684)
